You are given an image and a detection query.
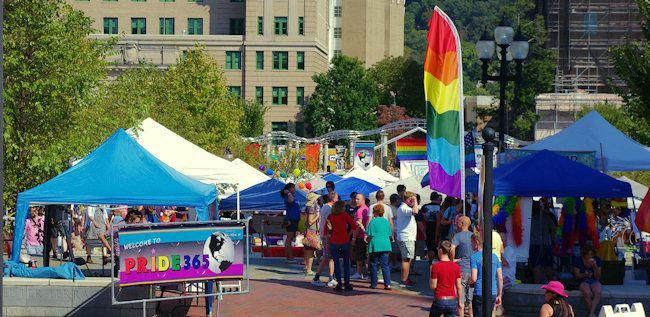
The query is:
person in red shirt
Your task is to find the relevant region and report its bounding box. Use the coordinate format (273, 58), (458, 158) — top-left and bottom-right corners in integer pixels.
(326, 200), (357, 291)
(430, 240), (464, 317)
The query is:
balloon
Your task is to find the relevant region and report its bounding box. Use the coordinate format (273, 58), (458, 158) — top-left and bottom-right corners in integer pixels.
(258, 164), (265, 171)
(298, 182), (305, 189)
(280, 172), (287, 178)
(266, 168), (274, 176)
(293, 168), (301, 177)
(305, 182), (312, 190)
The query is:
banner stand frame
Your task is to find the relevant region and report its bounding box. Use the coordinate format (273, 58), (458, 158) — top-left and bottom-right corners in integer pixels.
(109, 218), (251, 316)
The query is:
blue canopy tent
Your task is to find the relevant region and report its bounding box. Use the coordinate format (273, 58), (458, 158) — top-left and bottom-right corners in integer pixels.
(220, 179), (307, 211)
(464, 150), (632, 197)
(322, 173), (343, 182)
(315, 177), (382, 198)
(524, 111), (650, 172)
(12, 129), (218, 261)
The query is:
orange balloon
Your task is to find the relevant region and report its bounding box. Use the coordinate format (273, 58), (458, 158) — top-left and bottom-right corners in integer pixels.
(298, 182), (305, 189)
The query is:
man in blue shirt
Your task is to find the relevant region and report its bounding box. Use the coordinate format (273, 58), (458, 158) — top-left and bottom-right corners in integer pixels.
(469, 233), (503, 317)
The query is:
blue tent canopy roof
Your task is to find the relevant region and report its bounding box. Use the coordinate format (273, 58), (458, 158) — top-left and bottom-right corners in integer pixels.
(219, 179), (307, 211)
(465, 150), (632, 197)
(12, 129), (217, 261)
(315, 177), (382, 198)
(524, 111), (650, 172)
(322, 173), (343, 182)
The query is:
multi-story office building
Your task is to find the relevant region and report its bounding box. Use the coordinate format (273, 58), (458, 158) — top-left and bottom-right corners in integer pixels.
(70, 0), (403, 134)
(70, 0), (328, 135)
(329, 0), (405, 67)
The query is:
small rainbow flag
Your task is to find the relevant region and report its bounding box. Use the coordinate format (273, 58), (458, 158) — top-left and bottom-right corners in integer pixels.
(424, 7), (464, 198)
(396, 138), (426, 162)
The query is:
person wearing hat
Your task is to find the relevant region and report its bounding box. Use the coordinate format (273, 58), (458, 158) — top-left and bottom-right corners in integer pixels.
(302, 192), (321, 275)
(540, 281), (574, 317)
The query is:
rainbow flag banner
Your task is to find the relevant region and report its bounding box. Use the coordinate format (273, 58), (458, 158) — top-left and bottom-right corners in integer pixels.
(396, 138), (426, 162)
(424, 7), (464, 198)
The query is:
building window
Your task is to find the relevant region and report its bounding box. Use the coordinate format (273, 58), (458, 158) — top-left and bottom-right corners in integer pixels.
(188, 18), (203, 35)
(298, 17), (304, 35)
(255, 86), (264, 103)
(256, 51), (264, 70)
(231, 0), (243, 2)
(297, 52), (305, 70)
(159, 18), (175, 34)
(131, 18), (146, 34)
(334, 50), (342, 57)
(584, 12), (598, 36)
(103, 18), (118, 34)
(272, 122), (288, 132)
(230, 18), (244, 35)
(272, 87), (288, 105)
(257, 16), (263, 35)
(273, 51), (288, 70)
(334, 27), (342, 39)
(228, 86), (241, 97)
(274, 17), (288, 35)
(334, 6), (342, 17)
(225, 51), (241, 70)
(297, 87), (305, 106)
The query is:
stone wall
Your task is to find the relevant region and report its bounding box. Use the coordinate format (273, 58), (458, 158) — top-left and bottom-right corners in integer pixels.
(3, 277), (155, 317)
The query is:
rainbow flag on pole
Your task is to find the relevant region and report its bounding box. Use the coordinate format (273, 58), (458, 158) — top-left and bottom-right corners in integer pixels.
(425, 7), (464, 198)
(396, 138), (427, 162)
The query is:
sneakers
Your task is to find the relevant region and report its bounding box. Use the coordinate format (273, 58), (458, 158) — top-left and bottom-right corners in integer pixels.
(326, 279), (338, 287)
(334, 285), (343, 292)
(305, 270), (315, 276)
(384, 285), (392, 290)
(399, 279), (416, 287)
(344, 284), (354, 291)
(350, 272), (364, 279)
(311, 280), (326, 287)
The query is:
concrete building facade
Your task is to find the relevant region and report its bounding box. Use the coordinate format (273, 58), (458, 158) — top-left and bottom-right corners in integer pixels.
(333, 0), (405, 67)
(70, 0), (404, 134)
(70, 0), (329, 135)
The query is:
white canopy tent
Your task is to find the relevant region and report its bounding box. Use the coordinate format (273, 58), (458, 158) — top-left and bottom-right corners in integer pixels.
(344, 166), (399, 188)
(370, 176), (433, 204)
(128, 118), (268, 201)
(617, 176), (648, 208)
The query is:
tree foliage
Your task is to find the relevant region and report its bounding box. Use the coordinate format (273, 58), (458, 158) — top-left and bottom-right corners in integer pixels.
(610, 0), (650, 136)
(238, 99), (269, 138)
(304, 56), (379, 135)
(367, 56), (425, 117)
(3, 0), (110, 207)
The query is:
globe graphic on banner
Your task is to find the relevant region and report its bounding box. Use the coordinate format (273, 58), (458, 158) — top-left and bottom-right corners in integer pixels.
(203, 232), (236, 274)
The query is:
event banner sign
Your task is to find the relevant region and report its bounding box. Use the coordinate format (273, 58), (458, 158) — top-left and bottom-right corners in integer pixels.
(354, 141), (375, 170)
(118, 224), (245, 287)
(504, 149), (596, 168)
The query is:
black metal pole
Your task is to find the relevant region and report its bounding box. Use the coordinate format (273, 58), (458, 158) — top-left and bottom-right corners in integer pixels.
(497, 44), (509, 153)
(481, 127), (496, 317)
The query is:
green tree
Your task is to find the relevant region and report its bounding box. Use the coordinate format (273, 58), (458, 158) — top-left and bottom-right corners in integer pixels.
(304, 56), (379, 135)
(610, 0), (650, 131)
(238, 99), (268, 138)
(3, 0), (110, 207)
(367, 56), (425, 117)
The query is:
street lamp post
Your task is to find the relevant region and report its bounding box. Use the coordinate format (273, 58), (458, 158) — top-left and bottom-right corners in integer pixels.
(476, 18), (529, 153)
(481, 127), (496, 317)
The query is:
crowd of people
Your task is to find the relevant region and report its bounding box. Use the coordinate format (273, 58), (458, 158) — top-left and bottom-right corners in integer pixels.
(280, 182), (607, 317)
(22, 204), (190, 266)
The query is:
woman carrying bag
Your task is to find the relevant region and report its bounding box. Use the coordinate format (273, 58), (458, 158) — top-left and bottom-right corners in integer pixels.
(302, 192), (322, 275)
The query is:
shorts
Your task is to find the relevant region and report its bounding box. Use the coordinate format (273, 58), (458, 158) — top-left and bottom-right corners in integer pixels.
(391, 241), (400, 254)
(397, 240), (415, 260)
(415, 240), (427, 257)
(284, 220), (299, 233)
(318, 237), (331, 258)
(351, 238), (368, 262)
(581, 278), (600, 286)
(529, 244), (553, 267)
(461, 272), (474, 304)
(26, 245), (44, 257)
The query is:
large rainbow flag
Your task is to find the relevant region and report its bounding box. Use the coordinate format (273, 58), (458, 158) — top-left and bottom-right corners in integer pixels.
(396, 137), (426, 162)
(424, 7), (464, 198)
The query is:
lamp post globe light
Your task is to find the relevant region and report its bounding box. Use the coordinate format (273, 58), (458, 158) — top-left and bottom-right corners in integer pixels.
(476, 17), (529, 153)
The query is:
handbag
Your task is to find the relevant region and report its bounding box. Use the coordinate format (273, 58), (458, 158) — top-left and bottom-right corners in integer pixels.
(303, 229), (322, 250)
